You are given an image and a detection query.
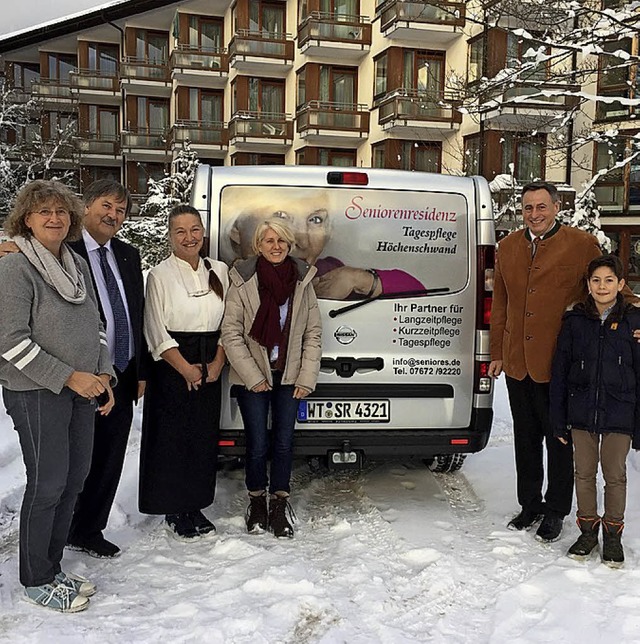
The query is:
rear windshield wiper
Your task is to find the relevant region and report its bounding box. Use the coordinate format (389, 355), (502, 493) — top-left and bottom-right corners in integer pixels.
(328, 288), (450, 318)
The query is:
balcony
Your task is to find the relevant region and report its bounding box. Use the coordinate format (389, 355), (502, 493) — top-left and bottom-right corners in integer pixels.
(480, 80), (579, 132)
(42, 140), (79, 166)
(170, 120), (228, 158)
(297, 12), (371, 59)
(377, 0), (465, 43)
(229, 31), (294, 77)
(31, 79), (73, 106)
(297, 101), (369, 144)
(377, 89), (462, 136)
(121, 127), (170, 161)
(73, 132), (120, 161)
(229, 111), (293, 152)
(120, 57), (171, 97)
(170, 45), (229, 89)
(69, 69), (120, 105)
(5, 87), (33, 105)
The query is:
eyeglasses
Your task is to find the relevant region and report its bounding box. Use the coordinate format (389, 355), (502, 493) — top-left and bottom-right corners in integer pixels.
(32, 208), (70, 219)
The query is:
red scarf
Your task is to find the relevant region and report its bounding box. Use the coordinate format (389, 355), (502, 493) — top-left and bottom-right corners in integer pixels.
(250, 255), (298, 353)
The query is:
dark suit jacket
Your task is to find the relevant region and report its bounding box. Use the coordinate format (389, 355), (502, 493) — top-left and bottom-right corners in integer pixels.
(70, 236), (149, 401)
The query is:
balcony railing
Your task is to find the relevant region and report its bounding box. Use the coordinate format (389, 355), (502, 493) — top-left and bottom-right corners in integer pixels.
(70, 69), (119, 92)
(5, 87), (33, 104)
(297, 100), (370, 134)
(378, 89), (462, 125)
(31, 79), (73, 100)
(170, 120), (228, 146)
(120, 57), (170, 82)
(377, 0), (465, 30)
(74, 132), (120, 155)
(170, 44), (229, 73)
(121, 127), (167, 149)
(229, 30), (294, 61)
(229, 111), (293, 140)
(297, 12), (372, 47)
(481, 80), (580, 113)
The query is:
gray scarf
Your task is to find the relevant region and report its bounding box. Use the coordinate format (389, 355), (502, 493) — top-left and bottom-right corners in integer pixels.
(13, 235), (87, 304)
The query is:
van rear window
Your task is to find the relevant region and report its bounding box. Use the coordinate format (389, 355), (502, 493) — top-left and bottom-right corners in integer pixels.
(219, 186), (469, 301)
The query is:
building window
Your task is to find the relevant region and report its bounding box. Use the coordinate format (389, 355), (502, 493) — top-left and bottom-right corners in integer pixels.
(248, 78), (285, 113)
(135, 29), (168, 63)
(128, 161), (166, 194)
(47, 53), (76, 81)
(188, 16), (223, 50)
(10, 61), (39, 89)
(594, 140), (628, 210)
(372, 140), (441, 172)
(137, 97), (169, 131)
(467, 36), (484, 85)
(296, 147), (356, 165)
(188, 89), (223, 122)
(597, 38), (633, 120)
(464, 135), (481, 176)
(232, 152), (285, 165)
(87, 105), (118, 138)
(297, 67), (306, 108)
(87, 43), (118, 73)
(374, 52), (388, 99)
(403, 50), (444, 96)
(502, 133), (545, 181)
(248, 1), (286, 35)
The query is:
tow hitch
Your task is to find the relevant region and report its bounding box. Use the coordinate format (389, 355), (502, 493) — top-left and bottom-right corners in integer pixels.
(328, 440), (363, 470)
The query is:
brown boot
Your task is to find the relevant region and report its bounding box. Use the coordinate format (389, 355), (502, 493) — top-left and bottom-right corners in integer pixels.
(567, 516), (600, 560)
(602, 520), (624, 568)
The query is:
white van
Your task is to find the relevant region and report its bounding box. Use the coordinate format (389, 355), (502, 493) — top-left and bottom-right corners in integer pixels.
(192, 165), (495, 471)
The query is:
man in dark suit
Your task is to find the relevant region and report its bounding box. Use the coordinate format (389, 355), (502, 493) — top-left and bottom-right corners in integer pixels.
(65, 180), (147, 558)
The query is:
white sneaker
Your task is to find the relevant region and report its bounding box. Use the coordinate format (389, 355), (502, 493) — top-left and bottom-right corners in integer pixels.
(55, 571), (97, 597)
(24, 581), (89, 612)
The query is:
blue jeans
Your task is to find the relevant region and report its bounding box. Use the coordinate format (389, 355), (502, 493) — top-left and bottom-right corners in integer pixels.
(236, 372), (299, 495)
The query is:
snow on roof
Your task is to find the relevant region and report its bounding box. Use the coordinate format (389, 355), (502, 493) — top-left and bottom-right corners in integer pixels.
(0, 0), (133, 43)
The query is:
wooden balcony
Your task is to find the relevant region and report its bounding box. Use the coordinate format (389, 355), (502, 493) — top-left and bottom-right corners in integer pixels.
(170, 120), (228, 158)
(377, 0), (465, 43)
(297, 100), (369, 144)
(120, 57), (171, 97)
(121, 127), (170, 161)
(297, 12), (371, 59)
(229, 111), (293, 151)
(480, 80), (579, 132)
(170, 45), (229, 89)
(73, 131), (120, 158)
(31, 79), (73, 105)
(377, 89), (462, 135)
(69, 69), (120, 105)
(229, 31), (294, 77)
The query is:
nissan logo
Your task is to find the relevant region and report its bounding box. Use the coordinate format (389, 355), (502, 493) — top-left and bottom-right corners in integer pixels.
(334, 325), (357, 345)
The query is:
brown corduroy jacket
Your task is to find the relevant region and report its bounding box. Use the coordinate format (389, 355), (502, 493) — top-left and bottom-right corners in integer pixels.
(490, 223), (601, 383)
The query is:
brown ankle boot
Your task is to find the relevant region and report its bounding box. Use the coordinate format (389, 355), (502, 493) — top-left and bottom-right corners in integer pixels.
(602, 520), (624, 568)
(567, 516), (600, 559)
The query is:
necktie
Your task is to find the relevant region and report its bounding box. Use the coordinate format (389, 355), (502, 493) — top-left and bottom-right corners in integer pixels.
(98, 246), (130, 372)
(531, 236), (540, 258)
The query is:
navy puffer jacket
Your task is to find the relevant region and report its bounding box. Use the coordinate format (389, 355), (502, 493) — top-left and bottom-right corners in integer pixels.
(550, 296), (640, 449)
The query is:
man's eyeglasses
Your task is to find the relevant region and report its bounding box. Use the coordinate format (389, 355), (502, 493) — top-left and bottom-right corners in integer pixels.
(32, 209), (70, 219)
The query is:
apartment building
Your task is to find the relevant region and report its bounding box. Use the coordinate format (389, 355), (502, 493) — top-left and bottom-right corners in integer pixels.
(1, 0), (639, 283)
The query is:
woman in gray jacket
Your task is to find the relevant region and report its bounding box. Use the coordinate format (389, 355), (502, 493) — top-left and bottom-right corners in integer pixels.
(0, 181), (115, 613)
(221, 220), (322, 538)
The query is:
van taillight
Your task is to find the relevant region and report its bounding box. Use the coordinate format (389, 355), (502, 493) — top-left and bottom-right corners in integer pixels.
(218, 440), (235, 447)
(327, 171), (369, 185)
(474, 361), (492, 394)
(476, 245), (495, 331)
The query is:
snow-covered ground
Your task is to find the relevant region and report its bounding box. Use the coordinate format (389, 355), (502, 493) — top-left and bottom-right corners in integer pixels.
(1, 379), (640, 643)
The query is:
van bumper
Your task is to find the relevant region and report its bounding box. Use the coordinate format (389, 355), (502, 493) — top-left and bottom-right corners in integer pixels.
(217, 408), (493, 459)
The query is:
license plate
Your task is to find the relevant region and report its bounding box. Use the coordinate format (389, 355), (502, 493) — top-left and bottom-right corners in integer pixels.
(297, 400), (390, 423)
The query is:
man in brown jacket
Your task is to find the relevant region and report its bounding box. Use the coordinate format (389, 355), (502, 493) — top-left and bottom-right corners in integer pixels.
(489, 181), (601, 543)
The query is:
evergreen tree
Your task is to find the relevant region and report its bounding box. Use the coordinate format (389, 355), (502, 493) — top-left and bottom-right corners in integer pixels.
(118, 144), (200, 269)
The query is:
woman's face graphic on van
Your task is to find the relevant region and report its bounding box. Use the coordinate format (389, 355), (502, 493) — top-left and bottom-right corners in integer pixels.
(231, 192), (331, 265)
(271, 207), (329, 265)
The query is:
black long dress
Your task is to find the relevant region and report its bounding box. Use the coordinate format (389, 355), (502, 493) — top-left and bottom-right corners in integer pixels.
(139, 331), (221, 514)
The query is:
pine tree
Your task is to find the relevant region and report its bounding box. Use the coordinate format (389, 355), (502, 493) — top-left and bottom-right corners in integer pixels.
(559, 187), (612, 252)
(118, 144), (200, 269)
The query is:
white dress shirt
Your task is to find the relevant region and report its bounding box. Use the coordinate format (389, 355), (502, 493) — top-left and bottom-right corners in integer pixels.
(144, 254), (229, 361)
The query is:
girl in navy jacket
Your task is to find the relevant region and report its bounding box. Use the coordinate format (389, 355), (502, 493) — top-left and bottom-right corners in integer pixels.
(550, 254), (640, 568)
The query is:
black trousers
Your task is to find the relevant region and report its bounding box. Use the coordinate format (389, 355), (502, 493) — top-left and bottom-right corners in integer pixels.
(505, 375), (574, 517)
(68, 360), (136, 542)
